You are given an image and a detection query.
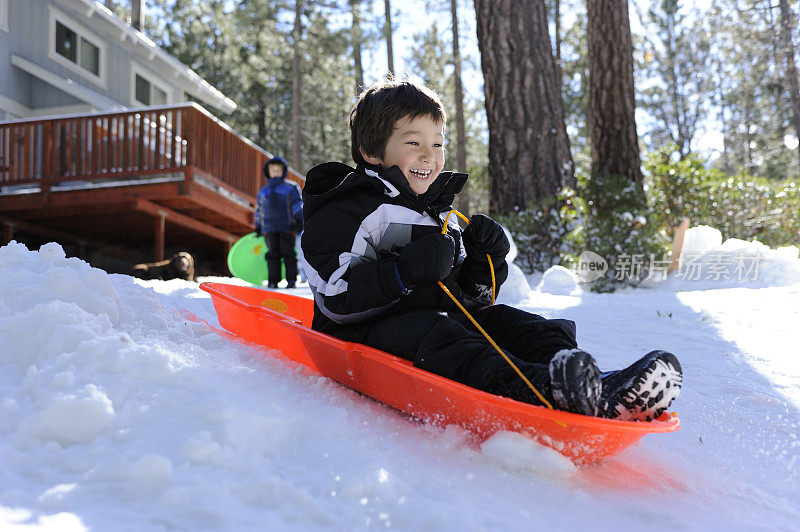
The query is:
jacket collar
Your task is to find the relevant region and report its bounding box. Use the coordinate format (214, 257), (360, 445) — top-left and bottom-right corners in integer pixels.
(303, 161), (468, 219)
(362, 164), (468, 211)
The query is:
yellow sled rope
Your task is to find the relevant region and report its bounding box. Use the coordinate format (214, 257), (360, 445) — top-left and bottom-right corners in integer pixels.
(439, 210), (555, 411)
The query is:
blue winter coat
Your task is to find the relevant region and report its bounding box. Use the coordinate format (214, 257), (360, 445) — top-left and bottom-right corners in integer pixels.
(255, 176), (304, 234)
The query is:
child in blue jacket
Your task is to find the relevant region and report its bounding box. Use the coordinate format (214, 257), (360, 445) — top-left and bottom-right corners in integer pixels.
(254, 156), (304, 288)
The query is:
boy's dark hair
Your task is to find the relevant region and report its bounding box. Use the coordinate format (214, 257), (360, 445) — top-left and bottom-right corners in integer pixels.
(350, 80), (446, 166)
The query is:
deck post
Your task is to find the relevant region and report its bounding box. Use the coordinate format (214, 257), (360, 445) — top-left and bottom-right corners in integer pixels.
(155, 211), (166, 262)
(2, 221), (14, 245)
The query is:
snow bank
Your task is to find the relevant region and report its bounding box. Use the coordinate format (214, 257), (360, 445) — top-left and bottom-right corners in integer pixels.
(0, 241), (583, 530)
(3, 236), (800, 530)
(657, 225), (800, 290)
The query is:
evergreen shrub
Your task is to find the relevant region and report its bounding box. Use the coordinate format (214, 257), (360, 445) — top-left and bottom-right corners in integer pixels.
(495, 188), (584, 274)
(645, 146), (800, 247)
(574, 172), (670, 292)
(496, 146), (799, 293)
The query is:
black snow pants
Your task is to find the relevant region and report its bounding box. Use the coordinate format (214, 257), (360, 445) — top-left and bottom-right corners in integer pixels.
(340, 304), (579, 406)
(266, 231), (298, 285)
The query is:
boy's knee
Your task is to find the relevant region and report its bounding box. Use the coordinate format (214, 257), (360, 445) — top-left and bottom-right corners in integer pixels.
(414, 313), (480, 374)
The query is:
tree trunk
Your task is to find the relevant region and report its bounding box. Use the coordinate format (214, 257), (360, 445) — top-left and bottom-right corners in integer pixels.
(744, 105), (754, 169)
(555, 0), (561, 62)
(716, 60), (729, 171)
(450, 0), (469, 214)
(779, 0), (800, 166)
(351, 0), (364, 95)
(586, 0), (642, 189)
(384, 0), (394, 77)
(474, 0), (574, 215)
(663, 7), (687, 158)
(131, 0), (144, 31)
(257, 100), (267, 148)
(292, 0), (303, 171)
(553, 0), (564, 107)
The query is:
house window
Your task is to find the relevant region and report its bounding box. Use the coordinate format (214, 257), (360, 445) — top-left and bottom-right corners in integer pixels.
(48, 8), (106, 86)
(54, 21), (101, 76)
(55, 22), (77, 62)
(134, 74), (168, 106)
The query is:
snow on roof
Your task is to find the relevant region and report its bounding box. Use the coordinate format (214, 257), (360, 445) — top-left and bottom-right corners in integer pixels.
(77, 0), (236, 114)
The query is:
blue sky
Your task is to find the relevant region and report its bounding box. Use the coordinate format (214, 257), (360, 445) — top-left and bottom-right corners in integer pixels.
(348, 0), (482, 97)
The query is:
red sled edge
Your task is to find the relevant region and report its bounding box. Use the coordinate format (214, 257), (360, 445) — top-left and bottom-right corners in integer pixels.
(199, 281), (680, 464)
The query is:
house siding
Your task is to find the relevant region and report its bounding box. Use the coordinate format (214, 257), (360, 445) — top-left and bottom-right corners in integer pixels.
(0, 0), (34, 114)
(2, 1), (97, 112)
(0, 0), (225, 119)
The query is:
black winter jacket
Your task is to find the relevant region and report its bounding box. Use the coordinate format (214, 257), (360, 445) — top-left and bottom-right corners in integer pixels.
(300, 162), (509, 341)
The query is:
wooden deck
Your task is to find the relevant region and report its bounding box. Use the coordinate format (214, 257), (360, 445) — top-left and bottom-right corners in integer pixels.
(0, 104), (304, 273)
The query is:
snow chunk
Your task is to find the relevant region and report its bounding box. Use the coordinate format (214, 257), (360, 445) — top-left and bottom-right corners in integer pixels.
(27, 384), (115, 446)
(480, 431), (576, 477)
(495, 228), (534, 305)
(681, 225), (723, 256)
(497, 263), (534, 305)
(536, 266), (581, 295)
(181, 431), (226, 465)
(129, 453), (174, 485)
(0, 507), (86, 531)
(0, 241), (120, 325)
(502, 225), (518, 264)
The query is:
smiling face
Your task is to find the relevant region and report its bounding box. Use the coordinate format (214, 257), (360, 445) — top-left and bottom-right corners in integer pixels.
(267, 163), (284, 178)
(361, 115), (445, 196)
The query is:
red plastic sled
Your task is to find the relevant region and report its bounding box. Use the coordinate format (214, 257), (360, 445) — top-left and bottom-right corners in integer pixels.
(200, 282), (680, 464)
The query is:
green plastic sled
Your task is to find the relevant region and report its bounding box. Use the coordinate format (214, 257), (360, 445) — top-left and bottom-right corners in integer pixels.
(228, 233), (290, 285)
(227, 233), (269, 285)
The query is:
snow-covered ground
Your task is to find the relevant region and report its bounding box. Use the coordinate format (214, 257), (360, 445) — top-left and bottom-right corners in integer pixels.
(2, 227), (799, 530)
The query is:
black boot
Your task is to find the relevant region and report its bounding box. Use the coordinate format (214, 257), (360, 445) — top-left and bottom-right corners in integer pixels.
(481, 349), (600, 416)
(548, 349), (602, 416)
(600, 350), (683, 421)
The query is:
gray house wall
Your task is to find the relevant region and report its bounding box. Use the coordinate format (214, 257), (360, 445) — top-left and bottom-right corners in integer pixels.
(0, 0), (234, 121)
(0, 1), (40, 119)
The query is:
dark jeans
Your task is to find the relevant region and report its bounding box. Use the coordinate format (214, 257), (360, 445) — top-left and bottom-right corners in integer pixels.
(266, 231), (298, 284)
(335, 304), (579, 405)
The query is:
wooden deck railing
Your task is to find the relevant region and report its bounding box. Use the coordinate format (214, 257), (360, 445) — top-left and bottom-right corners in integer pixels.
(0, 103), (302, 201)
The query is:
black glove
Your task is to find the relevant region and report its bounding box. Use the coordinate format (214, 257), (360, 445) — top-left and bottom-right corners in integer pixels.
(294, 214), (304, 233)
(462, 214), (510, 263)
(458, 214), (509, 302)
(396, 233), (455, 290)
(254, 225), (262, 236)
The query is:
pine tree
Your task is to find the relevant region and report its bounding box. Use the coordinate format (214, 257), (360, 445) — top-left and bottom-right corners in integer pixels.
(587, 0), (642, 188)
(559, 5), (590, 175)
(351, 0), (365, 95)
(292, 0), (304, 171)
(778, 0), (800, 167)
(707, 0), (798, 178)
(474, 0), (574, 214)
(384, 0), (394, 76)
(301, 10), (353, 167)
(449, 0), (469, 214)
(230, 0), (291, 154)
(638, 0), (714, 159)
